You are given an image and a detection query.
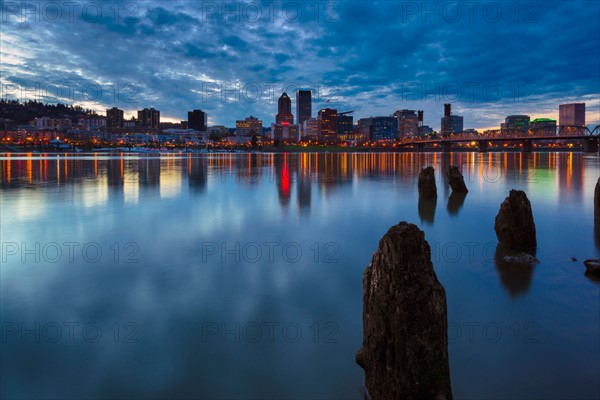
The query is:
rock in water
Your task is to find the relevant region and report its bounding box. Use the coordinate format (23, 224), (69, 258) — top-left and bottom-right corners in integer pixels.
(583, 259), (600, 273)
(446, 166), (468, 193)
(418, 166), (437, 198)
(494, 190), (537, 250)
(503, 253), (540, 265)
(356, 222), (452, 400)
(595, 178), (600, 220)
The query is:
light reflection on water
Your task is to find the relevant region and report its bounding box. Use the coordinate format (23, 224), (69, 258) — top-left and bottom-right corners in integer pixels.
(1, 152), (599, 399)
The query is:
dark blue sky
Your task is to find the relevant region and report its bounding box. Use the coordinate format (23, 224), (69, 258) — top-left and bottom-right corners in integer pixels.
(1, 0), (599, 130)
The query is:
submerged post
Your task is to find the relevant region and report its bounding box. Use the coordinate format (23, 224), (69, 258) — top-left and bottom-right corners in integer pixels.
(356, 222), (453, 400)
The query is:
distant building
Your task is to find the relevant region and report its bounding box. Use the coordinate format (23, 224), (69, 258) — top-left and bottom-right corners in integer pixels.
(559, 103), (585, 127)
(276, 92), (294, 124)
(463, 128), (479, 136)
(530, 118), (556, 136)
(318, 108), (338, 139)
(371, 116), (398, 141)
(208, 125), (228, 135)
(337, 112), (354, 139)
(358, 117), (397, 141)
(236, 115), (263, 136)
(296, 90), (312, 128)
(77, 116), (106, 130)
(421, 125), (433, 135)
(501, 115), (530, 134)
(440, 103), (463, 136)
(357, 118), (373, 140)
(394, 109), (419, 138)
(137, 108), (160, 129)
(33, 117), (72, 130)
(271, 123), (299, 141)
(106, 107), (124, 129)
(302, 117), (319, 138)
(188, 109), (207, 131)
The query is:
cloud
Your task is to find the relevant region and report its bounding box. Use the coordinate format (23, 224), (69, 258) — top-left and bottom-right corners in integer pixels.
(0, 0), (598, 129)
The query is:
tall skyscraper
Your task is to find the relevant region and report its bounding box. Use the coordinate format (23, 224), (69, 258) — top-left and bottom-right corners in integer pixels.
(106, 107), (124, 129)
(559, 103), (585, 127)
(188, 109), (207, 131)
(137, 108), (160, 129)
(296, 89), (312, 128)
(276, 92), (294, 124)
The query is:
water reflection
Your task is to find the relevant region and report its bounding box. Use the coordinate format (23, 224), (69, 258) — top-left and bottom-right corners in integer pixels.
(447, 192), (467, 215)
(418, 197), (436, 224)
(1, 152), (599, 399)
(493, 245), (537, 298)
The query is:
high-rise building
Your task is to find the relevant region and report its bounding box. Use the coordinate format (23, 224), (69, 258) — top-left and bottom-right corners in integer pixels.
(296, 90), (312, 128)
(559, 103), (585, 127)
(106, 107), (124, 129)
(394, 109), (419, 138)
(501, 115), (530, 134)
(236, 115), (263, 136)
(188, 109), (207, 131)
(440, 104), (463, 136)
(318, 108), (338, 138)
(276, 92), (294, 124)
(137, 108), (160, 129)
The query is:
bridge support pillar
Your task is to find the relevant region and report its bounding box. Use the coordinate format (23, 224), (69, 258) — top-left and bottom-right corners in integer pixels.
(584, 138), (598, 153)
(441, 141), (452, 153)
(416, 142), (425, 152)
(478, 141), (488, 152)
(522, 140), (533, 153)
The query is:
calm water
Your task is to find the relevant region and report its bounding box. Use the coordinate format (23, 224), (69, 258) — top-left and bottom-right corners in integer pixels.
(1, 152), (599, 399)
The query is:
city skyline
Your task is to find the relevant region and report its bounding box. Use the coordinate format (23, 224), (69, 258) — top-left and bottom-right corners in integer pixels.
(1, 2), (599, 130)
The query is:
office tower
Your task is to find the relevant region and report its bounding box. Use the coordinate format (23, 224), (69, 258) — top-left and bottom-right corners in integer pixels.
(296, 89), (312, 128)
(276, 92), (294, 124)
(394, 109), (419, 138)
(318, 108), (338, 138)
(337, 112), (354, 139)
(188, 109), (207, 131)
(559, 103), (585, 127)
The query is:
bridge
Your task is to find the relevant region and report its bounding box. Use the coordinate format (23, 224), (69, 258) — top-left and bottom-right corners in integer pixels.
(396, 125), (600, 153)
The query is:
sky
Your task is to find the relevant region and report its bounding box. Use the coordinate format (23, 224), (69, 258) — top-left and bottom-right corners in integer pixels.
(1, 0), (599, 130)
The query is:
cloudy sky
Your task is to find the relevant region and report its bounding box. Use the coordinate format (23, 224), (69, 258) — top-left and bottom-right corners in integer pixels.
(1, 0), (599, 130)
